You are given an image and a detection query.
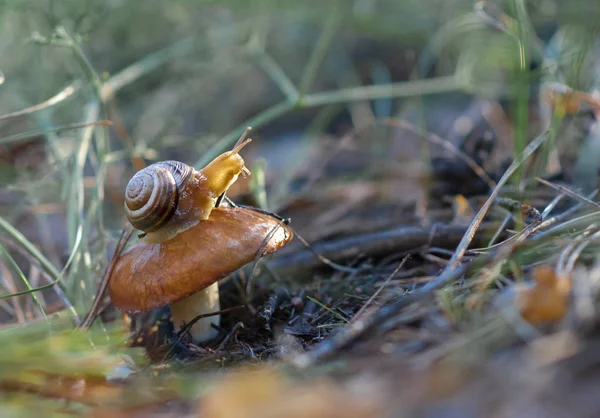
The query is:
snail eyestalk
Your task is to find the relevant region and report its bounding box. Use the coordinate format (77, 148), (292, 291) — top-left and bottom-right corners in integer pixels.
(231, 137), (252, 154)
(233, 126), (252, 149)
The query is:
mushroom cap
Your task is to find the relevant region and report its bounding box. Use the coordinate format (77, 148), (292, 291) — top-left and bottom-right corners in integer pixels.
(109, 206), (293, 313)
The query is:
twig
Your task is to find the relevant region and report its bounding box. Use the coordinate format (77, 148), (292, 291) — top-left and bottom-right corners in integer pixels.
(306, 296), (350, 324)
(466, 198), (543, 253)
(215, 321), (245, 352)
(246, 223), (288, 298)
(54, 27), (103, 97)
(177, 305), (245, 340)
(270, 223), (499, 271)
(258, 288), (290, 331)
(467, 219), (541, 254)
(78, 225), (133, 330)
(383, 118), (496, 189)
(224, 197), (289, 223)
(287, 227), (359, 274)
(227, 197), (358, 275)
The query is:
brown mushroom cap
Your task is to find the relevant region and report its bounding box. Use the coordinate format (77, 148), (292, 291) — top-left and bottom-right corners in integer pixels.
(109, 206), (293, 313)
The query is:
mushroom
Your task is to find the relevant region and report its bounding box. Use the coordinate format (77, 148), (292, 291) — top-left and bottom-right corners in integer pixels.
(109, 134), (293, 342)
(110, 205), (292, 342)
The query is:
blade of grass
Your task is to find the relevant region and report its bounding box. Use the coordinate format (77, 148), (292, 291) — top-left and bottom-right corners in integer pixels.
(507, 0), (531, 183)
(65, 103), (103, 316)
(0, 215), (80, 323)
(298, 5), (340, 96)
(445, 129), (550, 270)
(0, 281), (65, 300)
(535, 177), (600, 210)
(249, 158), (269, 210)
(46, 27), (113, 200)
(0, 120), (112, 146)
(251, 50), (299, 102)
(54, 27), (103, 99)
(0, 243), (48, 324)
(301, 75), (461, 107)
(306, 296), (349, 323)
(530, 193), (597, 237)
(101, 37), (195, 100)
(416, 12), (488, 77)
(0, 217), (61, 287)
(0, 81), (81, 122)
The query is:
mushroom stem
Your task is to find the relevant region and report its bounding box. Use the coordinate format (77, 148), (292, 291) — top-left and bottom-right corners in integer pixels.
(170, 282), (220, 343)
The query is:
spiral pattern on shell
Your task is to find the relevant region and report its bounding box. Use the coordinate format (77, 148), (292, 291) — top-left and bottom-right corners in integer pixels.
(124, 161), (194, 232)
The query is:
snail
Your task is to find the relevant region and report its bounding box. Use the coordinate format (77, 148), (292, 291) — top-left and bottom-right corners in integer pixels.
(122, 138), (252, 243)
(109, 130), (293, 343)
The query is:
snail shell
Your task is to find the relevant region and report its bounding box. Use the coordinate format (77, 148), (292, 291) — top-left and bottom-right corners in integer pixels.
(124, 161), (194, 232)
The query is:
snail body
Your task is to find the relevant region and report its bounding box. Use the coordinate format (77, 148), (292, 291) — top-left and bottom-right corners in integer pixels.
(124, 138), (252, 243)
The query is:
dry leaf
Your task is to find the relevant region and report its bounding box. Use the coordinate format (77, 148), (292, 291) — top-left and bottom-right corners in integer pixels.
(515, 265), (571, 324)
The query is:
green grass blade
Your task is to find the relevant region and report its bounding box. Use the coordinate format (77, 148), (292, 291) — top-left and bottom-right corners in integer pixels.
(0, 215), (61, 282)
(306, 296), (349, 323)
(0, 120), (112, 146)
(0, 243), (48, 324)
(0, 214), (81, 322)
